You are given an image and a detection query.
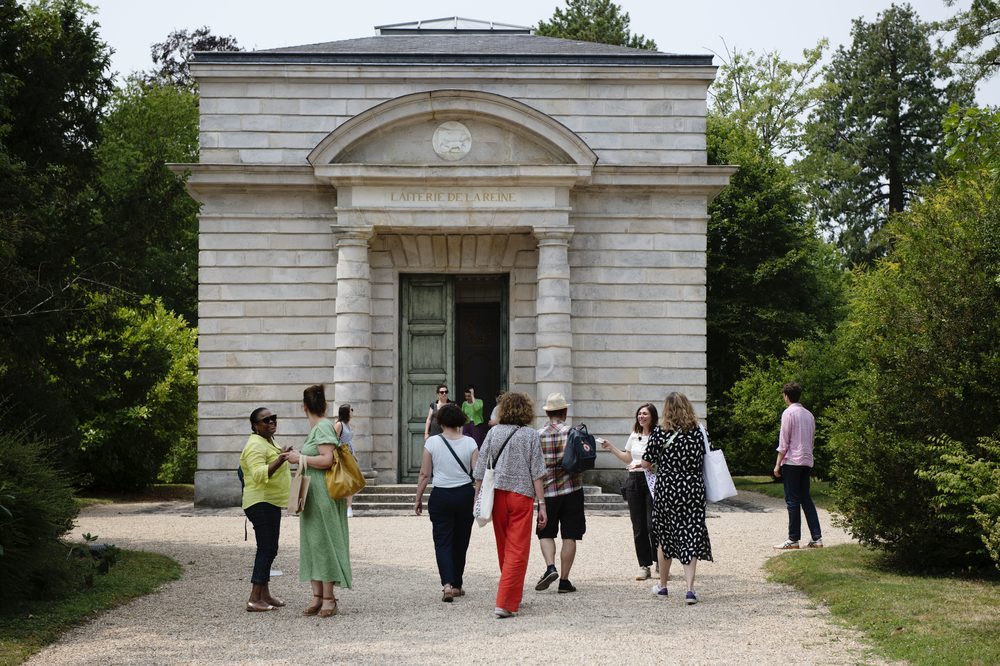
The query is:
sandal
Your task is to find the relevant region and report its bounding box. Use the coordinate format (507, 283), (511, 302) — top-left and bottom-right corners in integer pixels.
(246, 601), (276, 612)
(442, 585), (455, 603)
(317, 596), (338, 618)
(302, 594), (323, 616)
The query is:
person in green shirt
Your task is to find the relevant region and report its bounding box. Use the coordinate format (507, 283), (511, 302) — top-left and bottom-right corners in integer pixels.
(239, 407), (292, 612)
(461, 385), (486, 447)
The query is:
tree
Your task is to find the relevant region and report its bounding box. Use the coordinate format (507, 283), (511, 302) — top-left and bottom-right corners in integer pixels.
(706, 115), (846, 454)
(146, 26), (240, 89)
(95, 79), (200, 323)
(710, 40), (827, 158)
(800, 3), (964, 266)
(941, 0), (1000, 87)
(535, 0), (656, 49)
(828, 109), (1000, 567)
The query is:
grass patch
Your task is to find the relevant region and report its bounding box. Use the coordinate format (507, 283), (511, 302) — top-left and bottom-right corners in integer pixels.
(76, 483), (194, 506)
(0, 550), (182, 665)
(766, 544), (1000, 665)
(733, 475), (835, 510)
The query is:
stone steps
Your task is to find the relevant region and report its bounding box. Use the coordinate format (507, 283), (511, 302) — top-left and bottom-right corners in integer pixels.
(349, 484), (627, 516)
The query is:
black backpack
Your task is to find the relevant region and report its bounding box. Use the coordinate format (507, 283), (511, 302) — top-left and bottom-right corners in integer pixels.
(561, 423), (597, 474)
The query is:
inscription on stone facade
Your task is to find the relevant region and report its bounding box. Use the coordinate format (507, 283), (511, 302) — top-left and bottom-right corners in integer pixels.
(389, 190), (515, 203)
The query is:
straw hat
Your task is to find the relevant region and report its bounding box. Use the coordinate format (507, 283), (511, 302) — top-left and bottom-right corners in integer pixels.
(542, 392), (571, 412)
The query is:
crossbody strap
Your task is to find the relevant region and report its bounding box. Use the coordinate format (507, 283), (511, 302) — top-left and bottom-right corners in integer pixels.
(438, 434), (474, 482)
(490, 426), (520, 469)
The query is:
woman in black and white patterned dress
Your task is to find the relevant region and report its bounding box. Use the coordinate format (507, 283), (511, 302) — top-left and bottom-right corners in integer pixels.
(641, 392), (712, 605)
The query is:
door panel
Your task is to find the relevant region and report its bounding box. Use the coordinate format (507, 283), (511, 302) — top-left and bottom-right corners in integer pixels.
(399, 276), (453, 482)
(456, 303), (503, 421)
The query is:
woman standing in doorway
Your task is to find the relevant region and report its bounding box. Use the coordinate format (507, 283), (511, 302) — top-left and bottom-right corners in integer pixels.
(335, 403), (357, 518)
(461, 385), (487, 447)
(597, 403), (659, 581)
(640, 392), (713, 605)
(285, 384), (351, 618)
(424, 384), (454, 440)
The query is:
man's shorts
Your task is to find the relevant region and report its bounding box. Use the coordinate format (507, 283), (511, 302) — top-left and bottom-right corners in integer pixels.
(536, 488), (586, 540)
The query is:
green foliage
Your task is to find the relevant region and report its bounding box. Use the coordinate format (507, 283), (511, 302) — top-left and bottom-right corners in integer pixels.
(710, 40), (828, 158)
(145, 26), (241, 89)
(941, 0), (1000, 88)
(919, 435), (1000, 569)
(535, 0), (656, 49)
(0, 550), (182, 664)
(727, 334), (849, 477)
(0, 420), (81, 609)
(766, 544), (1000, 665)
(95, 79), (200, 323)
(801, 3), (964, 265)
(48, 295), (198, 491)
(828, 145), (1000, 568)
(706, 114), (846, 454)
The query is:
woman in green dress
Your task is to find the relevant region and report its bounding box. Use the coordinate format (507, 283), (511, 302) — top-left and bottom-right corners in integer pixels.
(285, 384), (351, 618)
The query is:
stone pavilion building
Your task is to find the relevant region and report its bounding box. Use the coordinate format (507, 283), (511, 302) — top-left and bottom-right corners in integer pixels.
(182, 18), (734, 505)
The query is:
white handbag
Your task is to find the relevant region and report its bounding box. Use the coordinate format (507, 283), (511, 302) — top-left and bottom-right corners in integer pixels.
(701, 426), (737, 503)
(474, 467), (496, 527)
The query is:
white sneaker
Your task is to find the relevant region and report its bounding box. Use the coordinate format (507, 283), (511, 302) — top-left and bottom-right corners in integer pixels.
(269, 569), (283, 577)
(346, 507), (353, 518)
(806, 539), (824, 548)
(494, 607), (517, 618)
(635, 566), (651, 581)
(650, 583), (668, 598)
(773, 540), (800, 550)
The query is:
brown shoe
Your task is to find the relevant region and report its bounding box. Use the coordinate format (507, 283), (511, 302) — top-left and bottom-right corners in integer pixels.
(317, 596), (338, 618)
(302, 594), (322, 616)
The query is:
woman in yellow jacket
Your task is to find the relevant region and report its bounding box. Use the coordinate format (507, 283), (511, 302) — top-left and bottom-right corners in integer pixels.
(239, 407), (291, 612)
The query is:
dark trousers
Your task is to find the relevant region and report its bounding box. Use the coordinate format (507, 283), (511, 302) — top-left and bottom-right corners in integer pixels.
(624, 471), (655, 567)
(428, 483), (475, 588)
(781, 464), (822, 542)
(244, 502), (281, 585)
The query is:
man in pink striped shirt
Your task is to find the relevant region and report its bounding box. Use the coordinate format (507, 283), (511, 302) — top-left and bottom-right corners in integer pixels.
(772, 382), (823, 550)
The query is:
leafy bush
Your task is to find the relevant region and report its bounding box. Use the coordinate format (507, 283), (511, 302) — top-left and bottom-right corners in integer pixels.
(828, 162), (1000, 568)
(919, 435), (1000, 570)
(727, 333), (848, 477)
(0, 421), (81, 609)
(48, 294), (197, 492)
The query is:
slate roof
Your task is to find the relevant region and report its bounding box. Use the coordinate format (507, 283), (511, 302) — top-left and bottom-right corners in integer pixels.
(193, 34), (712, 67)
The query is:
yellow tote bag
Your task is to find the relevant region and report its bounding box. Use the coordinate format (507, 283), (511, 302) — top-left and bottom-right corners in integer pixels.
(324, 444), (366, 500)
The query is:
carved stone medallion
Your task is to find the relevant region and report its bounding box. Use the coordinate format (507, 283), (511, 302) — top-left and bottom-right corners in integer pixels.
(432, 121), (472, 161)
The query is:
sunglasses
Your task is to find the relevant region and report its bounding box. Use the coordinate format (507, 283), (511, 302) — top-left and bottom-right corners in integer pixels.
(256, 415), (278, 425)
(438, 390), (448, 394)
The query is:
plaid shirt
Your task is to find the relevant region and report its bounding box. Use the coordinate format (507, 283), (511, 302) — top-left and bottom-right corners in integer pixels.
(538, 420), (582, 497)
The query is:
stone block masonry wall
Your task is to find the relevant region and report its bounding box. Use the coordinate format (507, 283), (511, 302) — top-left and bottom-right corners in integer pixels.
(568, 189), (708, 451)
(195, 69), (709, 167)
(195, 188), (337, 504)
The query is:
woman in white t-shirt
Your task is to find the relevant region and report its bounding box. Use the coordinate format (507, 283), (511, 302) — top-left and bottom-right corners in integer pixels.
(598, 403), (659, 581)
(414, 403), (480, 602)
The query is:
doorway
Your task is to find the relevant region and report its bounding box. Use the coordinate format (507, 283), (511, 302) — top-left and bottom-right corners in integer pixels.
(398, 274), (508, 482)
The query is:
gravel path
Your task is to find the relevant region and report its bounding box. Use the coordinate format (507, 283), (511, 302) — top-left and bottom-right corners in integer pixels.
(29, 492), (888, 665)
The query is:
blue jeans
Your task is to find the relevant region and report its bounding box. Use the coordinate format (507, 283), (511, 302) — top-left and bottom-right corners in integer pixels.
(428, 484), (475, 588)
(244, 502), (281, 584)
(781, 465), (822, 542)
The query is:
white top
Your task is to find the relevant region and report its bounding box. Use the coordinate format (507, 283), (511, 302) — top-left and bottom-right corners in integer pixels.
(489, 405), (499, 422)
(424, 434), (478, 488)
(624, 432), (651, 469)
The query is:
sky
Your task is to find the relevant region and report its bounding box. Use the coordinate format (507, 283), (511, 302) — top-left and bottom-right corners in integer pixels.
(90, 0), (998, 105)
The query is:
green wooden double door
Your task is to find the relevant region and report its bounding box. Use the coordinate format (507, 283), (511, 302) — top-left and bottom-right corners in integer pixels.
(399, 274), (508, 482)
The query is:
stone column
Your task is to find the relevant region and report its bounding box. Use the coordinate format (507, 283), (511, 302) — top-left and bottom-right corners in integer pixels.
(534, 227), (575, 409)
(332, 226), (376, 476)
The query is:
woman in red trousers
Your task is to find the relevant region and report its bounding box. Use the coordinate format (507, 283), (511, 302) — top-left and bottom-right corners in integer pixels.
(473, 392), (547, 618)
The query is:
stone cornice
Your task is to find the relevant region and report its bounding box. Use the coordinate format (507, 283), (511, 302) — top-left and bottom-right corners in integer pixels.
(169, 164), (322, 194)
(586, 164), (738, 197)
(314, 163), (591, 187)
